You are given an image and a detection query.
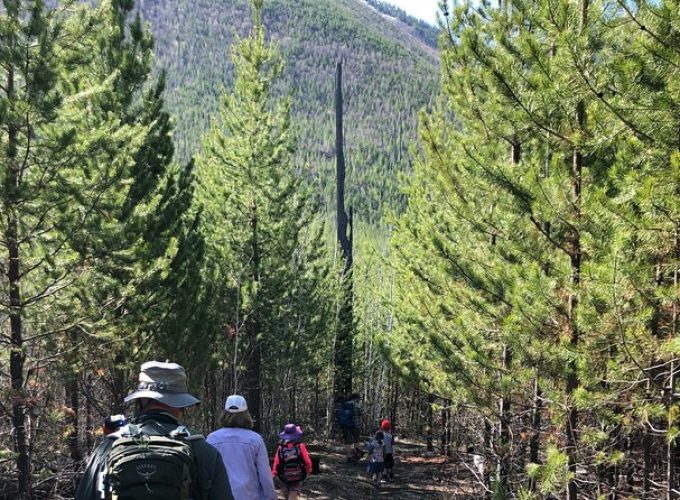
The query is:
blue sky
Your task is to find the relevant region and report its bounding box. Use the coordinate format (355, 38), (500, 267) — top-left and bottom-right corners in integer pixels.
(384, 0), (441, 25)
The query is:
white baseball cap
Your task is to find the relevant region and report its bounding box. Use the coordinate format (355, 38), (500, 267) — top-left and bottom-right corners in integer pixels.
(225, 394), (248, 413)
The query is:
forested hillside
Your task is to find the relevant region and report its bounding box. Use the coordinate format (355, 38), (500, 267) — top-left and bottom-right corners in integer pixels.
(139, 0), (439, 220)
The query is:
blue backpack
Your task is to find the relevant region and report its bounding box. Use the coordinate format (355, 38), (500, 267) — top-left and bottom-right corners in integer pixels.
(339, 401), (355, 428)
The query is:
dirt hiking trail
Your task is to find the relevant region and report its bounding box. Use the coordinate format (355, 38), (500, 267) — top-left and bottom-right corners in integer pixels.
(278, 439), (482, 499)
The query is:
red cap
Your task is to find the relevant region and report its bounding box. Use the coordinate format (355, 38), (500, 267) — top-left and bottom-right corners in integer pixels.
(381, 419), (391, 431)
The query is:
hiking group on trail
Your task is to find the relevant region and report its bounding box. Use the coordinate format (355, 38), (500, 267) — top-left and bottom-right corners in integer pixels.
(74, 360), (398, 499)
(75, 361), (232, 500)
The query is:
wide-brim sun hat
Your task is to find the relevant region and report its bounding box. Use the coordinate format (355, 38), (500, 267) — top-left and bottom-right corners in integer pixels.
(279, 423), (303, 441)
(124, 361), (200, 408)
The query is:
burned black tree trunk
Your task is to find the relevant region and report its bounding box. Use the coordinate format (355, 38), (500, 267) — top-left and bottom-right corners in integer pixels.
(334, 61), (354, 401)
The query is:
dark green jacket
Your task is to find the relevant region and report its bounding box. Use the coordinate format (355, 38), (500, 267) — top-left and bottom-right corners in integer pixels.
(74, 411), (233, 500)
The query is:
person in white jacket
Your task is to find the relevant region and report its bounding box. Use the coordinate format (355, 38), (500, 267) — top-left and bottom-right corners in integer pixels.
(207, 395), (277, 500)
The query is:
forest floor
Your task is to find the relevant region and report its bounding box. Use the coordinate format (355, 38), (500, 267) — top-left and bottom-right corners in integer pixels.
(277, 438), (483, 499)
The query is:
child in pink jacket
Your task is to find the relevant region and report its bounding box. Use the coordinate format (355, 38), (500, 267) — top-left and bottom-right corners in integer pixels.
(272, 424), (313, 500)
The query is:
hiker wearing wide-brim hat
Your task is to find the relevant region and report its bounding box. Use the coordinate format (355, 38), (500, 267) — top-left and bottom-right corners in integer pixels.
(279, 423), (304, 442)
(124, 361), (200, 408)
(75, 361), (234, 500)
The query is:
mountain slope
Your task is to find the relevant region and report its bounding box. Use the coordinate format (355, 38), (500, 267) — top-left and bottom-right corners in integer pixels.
(139, 0), (439, 220)
(362, 0), (440, 49)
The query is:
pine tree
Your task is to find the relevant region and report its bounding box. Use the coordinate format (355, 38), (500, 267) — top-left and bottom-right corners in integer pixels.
(390, 0), (680, 496)
(196, 0), (331, 432)
(0, 0), (165, 493)
(1, 0), (197, 490)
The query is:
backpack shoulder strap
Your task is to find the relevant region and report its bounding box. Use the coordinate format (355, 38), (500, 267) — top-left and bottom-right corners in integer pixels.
(138, 420), (171, 437)
(186, 434), (211, 500)
(294, 444), (305, 465)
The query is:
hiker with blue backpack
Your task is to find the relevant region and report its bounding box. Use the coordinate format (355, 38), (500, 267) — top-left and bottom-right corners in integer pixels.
(74, 361), (233, 500)
(272, 423), (313, 500)
(338, 393), (364, 462)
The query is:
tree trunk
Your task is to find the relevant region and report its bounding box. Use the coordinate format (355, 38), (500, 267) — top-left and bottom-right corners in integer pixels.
(390, 374), (399, 429)
(669, 361), (677, 500)
(529, 375), (542, 491)
(643, 406), (651, 497)
(65, 368), (82, 464)
(290, 377), (297, 423)
(565, 134), (583, 500)
(9, 215), (30, 498)
(496, 138), (520, 494)
(110, 343), (133, 414)
(245, 336), (262, 432)
(85, 374), (94, 451)
(205, 365), (218, 431)
(447, 407), (452, 455)
(314, 377), (320, 430)
(671, 223), (680, 499)
(6, 56), (31, 497)
(484, 419), (492, 498)
(427, 393), (434, 452)
(246, 200), (262, 432)
(334, 60), (354, 400)
(565, 5), (588, 495)
(498, 343), (512, 495)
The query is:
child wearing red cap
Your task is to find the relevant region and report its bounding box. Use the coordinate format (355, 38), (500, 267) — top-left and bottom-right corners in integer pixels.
(380, 419), (395, 481)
